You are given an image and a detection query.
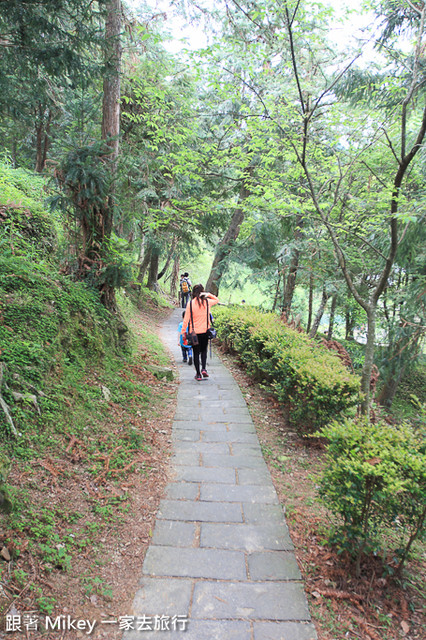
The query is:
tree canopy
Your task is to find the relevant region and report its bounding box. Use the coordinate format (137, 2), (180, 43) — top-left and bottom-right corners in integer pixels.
(0, 0), (424, 412)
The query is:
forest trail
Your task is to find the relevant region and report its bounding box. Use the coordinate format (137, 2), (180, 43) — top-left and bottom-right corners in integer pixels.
(123, 307), (317, 640)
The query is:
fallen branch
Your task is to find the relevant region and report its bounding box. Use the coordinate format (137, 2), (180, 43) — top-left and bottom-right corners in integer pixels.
(307, 586), (363, 605)
(65, 435), (84, 454)
(350, 615), (383, 640)
(36, 460), (61, 477)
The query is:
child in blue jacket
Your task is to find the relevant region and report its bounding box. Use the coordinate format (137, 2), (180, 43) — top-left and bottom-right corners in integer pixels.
(178, 313), (193, 364)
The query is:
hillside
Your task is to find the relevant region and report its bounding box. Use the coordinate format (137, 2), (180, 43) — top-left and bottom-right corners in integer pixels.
(0, 165), (178, 630)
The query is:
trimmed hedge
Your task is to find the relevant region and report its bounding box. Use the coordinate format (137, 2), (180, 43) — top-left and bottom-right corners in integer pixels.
(214, 306), (360, 432)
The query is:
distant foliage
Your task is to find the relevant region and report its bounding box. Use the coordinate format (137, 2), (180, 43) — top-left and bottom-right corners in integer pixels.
(214, 306), (360, 432)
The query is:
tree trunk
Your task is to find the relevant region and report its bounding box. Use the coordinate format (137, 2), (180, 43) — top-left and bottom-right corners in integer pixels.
(327, 294), (338, 340)
(377, 324), (423, 409)
(306, 270), (314, 333)
(35, 122), (43, 173)
(205, 206), (245, 295)
(170, 256), (180, 299)
(158, 236), (177, 280)
(345, 308), (355, 340)
(281, 249), (300, 316)
(35, 106), (52, 173)
(138, 231), (145, 262)
(12, 139), (17, 167)
(309, 288), (329, 339)
(272, 266), (282, 312)
(360, 307), (376, 417)
(206, 173), (251, 295)
(137, 246), (152, 284)
(147, 252), (159, 291)
(281, 214), (303, 316)
(377, 373), (404, 409)
(102, 0), (121, 170)
(101, 0), (121, 236)
(99, 0), (122, 308)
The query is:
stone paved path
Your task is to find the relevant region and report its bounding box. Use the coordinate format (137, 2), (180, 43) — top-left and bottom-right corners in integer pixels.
(123, 308), (317, 640)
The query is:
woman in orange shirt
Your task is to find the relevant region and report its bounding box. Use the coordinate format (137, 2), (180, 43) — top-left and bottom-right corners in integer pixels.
(181, 284), (219, 381)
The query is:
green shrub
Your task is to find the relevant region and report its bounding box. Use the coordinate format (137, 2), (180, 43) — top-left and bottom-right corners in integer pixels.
(316, 418), (425, 575)
(214, 305), (359, 431)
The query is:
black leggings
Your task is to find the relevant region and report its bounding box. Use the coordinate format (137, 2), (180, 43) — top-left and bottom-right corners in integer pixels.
(192, 333), (209, 375)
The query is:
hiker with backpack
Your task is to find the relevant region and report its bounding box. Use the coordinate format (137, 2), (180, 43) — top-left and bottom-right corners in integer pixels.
(179, 272), (192, 308)
(181, 284), (219, 381)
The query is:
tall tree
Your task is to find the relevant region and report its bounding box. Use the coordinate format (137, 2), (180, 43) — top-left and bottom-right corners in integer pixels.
(102, 0), (122, 170)
(283, 0), (426, 414)
(0, 0), (107, 170)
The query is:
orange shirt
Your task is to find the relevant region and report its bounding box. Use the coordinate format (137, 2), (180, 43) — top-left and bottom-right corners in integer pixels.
(181, 294), (219, 335)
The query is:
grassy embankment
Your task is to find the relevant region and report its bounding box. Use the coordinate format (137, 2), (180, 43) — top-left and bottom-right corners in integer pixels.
(0, 163), (177, 628)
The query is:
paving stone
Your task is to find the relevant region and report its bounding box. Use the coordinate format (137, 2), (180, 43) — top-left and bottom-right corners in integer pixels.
(248, 551), (301, 580)
(220, 415), (254, 424)
(203, 453), (268, 469)
(243, 503), (286, 524)
(202, 431), (259, 443)
(173, 465), (236, 484)
(200, 522), (293, 551)
(124, 620), (252, 640)
(204, 400), (248, 410)
(192, 581), (311, 621)
(225, 421), (256, 431)
(218, 390), (245, 400)
(223, 407), (252, 416)
(143, 546), (247, 580)
(190, 390), (219, 401)
(172, 430), (201, 442)
(173, 442), (230, 455)
(173, 410), (203, 421)
(172, 420), (208, 431)
(177, 390), (205, 399)
(165, 482), (199, 500)
(204, 414), (251, 424)
(184, 422), (229, 432)
(200, 483), (279, 504)
(151, 520), (196, 547)
(158, 499), (243, 522)
(237, 468), (273, 485)
(197, 385), (222, 395)
(171, 451), (200, 466)
(132, 577), (193, 615)
(231, 444), (263, 457)
(253, 622), (318, 640)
